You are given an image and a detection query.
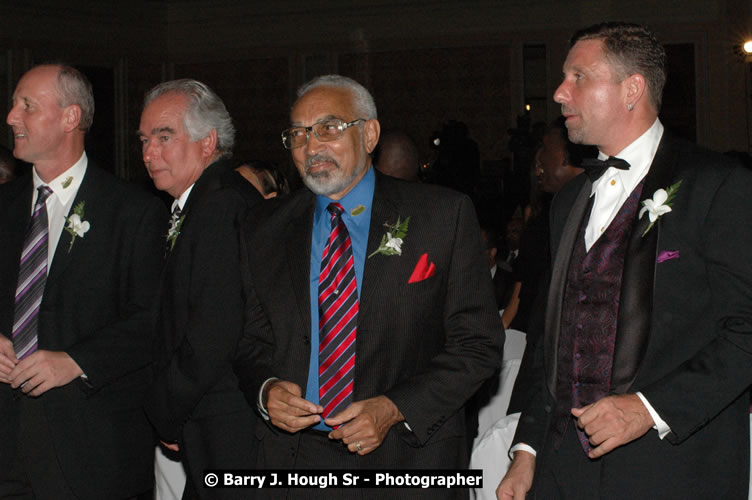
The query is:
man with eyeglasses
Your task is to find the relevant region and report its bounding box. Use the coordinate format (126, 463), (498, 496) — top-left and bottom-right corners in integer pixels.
(234, 74), (503, 498)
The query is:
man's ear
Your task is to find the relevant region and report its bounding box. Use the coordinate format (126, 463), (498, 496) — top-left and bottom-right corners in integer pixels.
(200, 129), (219, 158)
(63, 104), (83, 132)
(624, 73), (647, 109)
(364, 119), (381, 154)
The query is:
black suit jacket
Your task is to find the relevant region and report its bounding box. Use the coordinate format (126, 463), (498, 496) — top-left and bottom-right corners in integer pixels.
(144, 160), (264, 497)
(236, 172), (504, 475)
(514, 133), (752, 498)
(0, 164), (165, 499)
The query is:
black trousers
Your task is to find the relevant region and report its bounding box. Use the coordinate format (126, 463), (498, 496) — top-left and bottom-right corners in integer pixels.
(532, 422), (603, 500)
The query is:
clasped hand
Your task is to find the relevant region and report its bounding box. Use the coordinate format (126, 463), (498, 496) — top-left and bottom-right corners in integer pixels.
(265, 380), (404, 455)
(0, 336), (83, 396)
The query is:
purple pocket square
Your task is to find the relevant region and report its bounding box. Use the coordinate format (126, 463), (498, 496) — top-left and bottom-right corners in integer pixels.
(657, 250), (680, 263)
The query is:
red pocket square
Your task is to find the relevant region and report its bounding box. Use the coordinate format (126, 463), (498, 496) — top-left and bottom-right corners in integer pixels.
(408, 253), (436, 283)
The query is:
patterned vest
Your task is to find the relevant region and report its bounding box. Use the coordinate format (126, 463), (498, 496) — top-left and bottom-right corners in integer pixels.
(552, 179), (645, 452)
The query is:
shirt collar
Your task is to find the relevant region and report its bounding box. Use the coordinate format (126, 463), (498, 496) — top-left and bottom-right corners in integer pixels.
(173, 184), (195, 212)
(591, 118), (664, 197)
(32, 151), (88, 206)
(315, 166), (375, 228)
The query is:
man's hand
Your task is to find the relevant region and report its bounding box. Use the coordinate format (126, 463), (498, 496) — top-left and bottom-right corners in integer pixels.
(571, 393), (654, 459)
(9, 350), (84, 397)
(0, 335), (18, 383)
(266, 380), (323, 433)
(497, 450), (535, 500)
(326, 395), (404, 455)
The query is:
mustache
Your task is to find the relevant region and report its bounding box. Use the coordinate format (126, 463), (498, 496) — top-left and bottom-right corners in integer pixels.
(305, 154), (339, 172)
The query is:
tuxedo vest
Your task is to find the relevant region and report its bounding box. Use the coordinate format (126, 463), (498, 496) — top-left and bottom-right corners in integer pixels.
(552, 179), (645, 450)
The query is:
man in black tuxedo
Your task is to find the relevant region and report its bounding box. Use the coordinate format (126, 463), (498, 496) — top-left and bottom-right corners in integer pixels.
(0, 64), (164, 499)
(234, 75), (503, 499)
(139, 79), (262, 499)
(498, 22), (752, 499)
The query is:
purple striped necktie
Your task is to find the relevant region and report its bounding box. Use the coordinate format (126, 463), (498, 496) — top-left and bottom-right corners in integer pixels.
(318, 203), (358, 421)
(12, 185), (53, 360)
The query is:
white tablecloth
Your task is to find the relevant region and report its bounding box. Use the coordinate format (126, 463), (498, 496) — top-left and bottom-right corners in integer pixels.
(472, 329), (526, 451)
(471, 412), (520, 500)
(154, 446), (186, 500)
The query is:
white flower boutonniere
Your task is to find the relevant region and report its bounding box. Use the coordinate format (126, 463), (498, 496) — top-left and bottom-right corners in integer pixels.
(166, 212), (185, 251)
(368, 216), (410, 258)
(639, 180), (682, 237)
(63, 201), (90, 252)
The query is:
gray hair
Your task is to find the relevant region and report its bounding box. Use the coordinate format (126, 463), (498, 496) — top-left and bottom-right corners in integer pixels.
(295, 75), (377, 120)
(144, 79), (235, 157)
(52, 65), (95, 132)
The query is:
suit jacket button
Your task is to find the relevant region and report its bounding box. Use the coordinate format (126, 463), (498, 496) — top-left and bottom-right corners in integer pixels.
(544, 405), (552, 413)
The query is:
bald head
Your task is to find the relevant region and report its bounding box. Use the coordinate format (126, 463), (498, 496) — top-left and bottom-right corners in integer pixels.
(374, 131), (420, 182)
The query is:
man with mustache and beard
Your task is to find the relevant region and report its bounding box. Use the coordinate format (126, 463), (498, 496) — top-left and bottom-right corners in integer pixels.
(234, 74), (503, 499)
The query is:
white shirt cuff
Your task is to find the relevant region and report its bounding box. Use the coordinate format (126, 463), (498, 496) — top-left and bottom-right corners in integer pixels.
(509, 443), (537, 461)
(636, 391), (671, 439)
(257, 377), (279, 421)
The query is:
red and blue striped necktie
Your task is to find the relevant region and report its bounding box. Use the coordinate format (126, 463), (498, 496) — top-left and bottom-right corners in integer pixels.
(318, 203), (358, 420)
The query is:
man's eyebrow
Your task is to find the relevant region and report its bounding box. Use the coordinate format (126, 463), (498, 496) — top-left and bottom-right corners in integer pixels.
(136, 126), (176, 137)
(290, 114), (340, 127)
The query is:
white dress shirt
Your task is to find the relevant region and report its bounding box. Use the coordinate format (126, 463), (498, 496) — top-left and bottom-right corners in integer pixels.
(584, 119), (663, 251)
(31, 152), (87, 270)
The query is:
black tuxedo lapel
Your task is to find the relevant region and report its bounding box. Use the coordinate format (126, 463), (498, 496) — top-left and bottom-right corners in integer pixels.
(359, 175), (400, 320)
(611, 134), (678, 393)
(545, 180), (591, 395)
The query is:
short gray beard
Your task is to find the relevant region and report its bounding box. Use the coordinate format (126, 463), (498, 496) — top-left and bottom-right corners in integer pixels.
(302, 149), (367, 197)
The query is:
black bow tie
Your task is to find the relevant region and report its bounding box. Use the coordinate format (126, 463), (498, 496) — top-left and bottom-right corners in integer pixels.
(581, 156), (630, 182)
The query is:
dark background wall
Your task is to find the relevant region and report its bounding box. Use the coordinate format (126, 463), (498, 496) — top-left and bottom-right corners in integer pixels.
(0, 0), (749, 187)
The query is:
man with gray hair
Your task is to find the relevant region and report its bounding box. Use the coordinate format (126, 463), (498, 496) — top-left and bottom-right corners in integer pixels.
(235, 74), (503, 498)
(0, 64), (164, 498)
(139, 79), (262, 498)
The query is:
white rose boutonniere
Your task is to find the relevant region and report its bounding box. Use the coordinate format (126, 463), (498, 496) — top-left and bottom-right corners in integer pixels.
(639, 180), (682, 237)
(368, 216), (410, 258)
(63, 201), (90, 252)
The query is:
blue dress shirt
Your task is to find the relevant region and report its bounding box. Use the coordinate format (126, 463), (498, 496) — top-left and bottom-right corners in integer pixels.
(306, 167), (375, 430)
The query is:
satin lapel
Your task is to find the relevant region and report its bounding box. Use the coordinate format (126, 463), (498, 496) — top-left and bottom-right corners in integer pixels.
(359, 176), (399, 320)
(611, 135), (677, 393)
(545, 181), (592, 396)
(286, 196), (315, 337)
